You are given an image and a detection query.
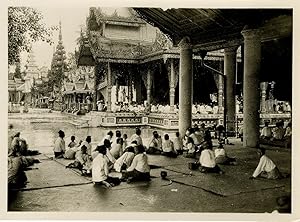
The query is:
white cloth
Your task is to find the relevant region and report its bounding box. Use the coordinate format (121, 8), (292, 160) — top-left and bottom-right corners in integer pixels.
(199, 149), (216, 168)
(252, 155), (276, 178)
(105, 148), (116, 164)
(130, 134), (143, 146)
(53, 137), (65, 153)
(113, 152), (135, 172)
(127, 153), (150, 173)
(173, 137), (183, 151)
(92, 153), (108, 182)
(110, 144), (123, 159)
(162, 140), (176, 153)
(81, 141), (92, 155)
(261, 127), (272, 138)
(214, 148), (226, 158)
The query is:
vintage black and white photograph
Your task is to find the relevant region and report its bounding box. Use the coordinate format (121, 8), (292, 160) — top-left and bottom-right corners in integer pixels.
(6, 2), (294, 217)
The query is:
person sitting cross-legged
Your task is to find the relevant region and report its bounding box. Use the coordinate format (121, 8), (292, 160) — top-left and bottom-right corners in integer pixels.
(214, 147), (237, 165)
(198, 142), (224, 174)
(113, 146), (135, 172)
(66, 145), (92, 175)
(92, 145), (121, 187)
(249, 148), (282, 180)
(162, 134), (177, 158)
(110, 138), (124, 159)
(146, 131), (162, 154)
(121, 145), (150, 183)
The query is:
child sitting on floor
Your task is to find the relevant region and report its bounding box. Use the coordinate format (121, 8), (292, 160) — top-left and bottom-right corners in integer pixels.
(183, 137), (196, 158)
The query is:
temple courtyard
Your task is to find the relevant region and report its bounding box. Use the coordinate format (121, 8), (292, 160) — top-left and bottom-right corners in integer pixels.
(8, 140), (291, 213)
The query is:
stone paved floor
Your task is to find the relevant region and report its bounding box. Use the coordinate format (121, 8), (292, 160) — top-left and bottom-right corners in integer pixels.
(8, 140), (291, 214)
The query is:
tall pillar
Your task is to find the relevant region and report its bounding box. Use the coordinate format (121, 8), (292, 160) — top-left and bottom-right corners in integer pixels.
(135, 70), (142, 104)
(169, 59), (175, 112)
(218, 62), (224, 113)
(179, 37), (193, 136)
(260, 82), (268, 113)
(93, 64), (97, 111)
(107, 62), (112, 112)
(146, 69), (152, 106)
(224, 46), (238, 134)
(128, 73), (133, 104)
(241, 28), (261, 148)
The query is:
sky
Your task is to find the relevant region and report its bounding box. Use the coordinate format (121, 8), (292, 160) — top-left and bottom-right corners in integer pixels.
(20, 7), (90, 70)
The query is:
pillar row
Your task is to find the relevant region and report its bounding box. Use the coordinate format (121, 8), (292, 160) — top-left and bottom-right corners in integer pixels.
(146, 68), (152, 107)
(107, 62), (112, 112)
(179, 37), (193, 137)
(241, 28), (261, 148)
(169, 59), (175, 112)
(224, 46), (238, 134)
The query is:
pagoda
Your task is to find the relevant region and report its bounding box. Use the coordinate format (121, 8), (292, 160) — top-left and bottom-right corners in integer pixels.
(49, 21), (67, 109)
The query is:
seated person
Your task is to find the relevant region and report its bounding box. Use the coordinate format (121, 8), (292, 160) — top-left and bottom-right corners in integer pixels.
(64, 140), (82, 159)
(146, 131), (162, 154)
(121, 145), (150, 183)
(68, 136), (77, 148)
(173, 132), (183, 155)
(183, 137), (196, 158)
(284, 122), (292, 138)
(214, 147), (237, 165)
(92, 145), (121, 187)
(110, 138), (124, 159)
(272, 122), (285, 141)
(100, 139), (116, 169)
(162, 134), (177, 158)
(284, 122), (292, 148)
(53, 130), (66, 158)
(122, 134), (128, 151)
(198, 142), (223, 174)
(249, 148), (282, 180)
(10, 132), (28, 156)
(113, 146), (135, 172)
(130, 128), (143, 146)
(67, 145), (92, 175)
(260, 122), (272, 140)
(82, 136), (92, 156)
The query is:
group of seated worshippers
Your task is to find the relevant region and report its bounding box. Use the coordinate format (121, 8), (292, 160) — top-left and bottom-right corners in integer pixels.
(8, 131), (40, 189)
(55, 128), (151, 187)
(260, 121), (292, 143)
(178, 124), (284, 179)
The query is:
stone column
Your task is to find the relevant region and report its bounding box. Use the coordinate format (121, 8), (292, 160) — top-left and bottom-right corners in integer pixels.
(169, 59), (176, 112)
(146, 68), (152, 107)
(241, 28), (261, 148)
(260, 82), (268, 113)
(93, 64), (97, 111)
(218, 61), (224, 113)
(107, 62), (112, 112)
(179, 37), (193, 136)
(224, 46), (238, 135)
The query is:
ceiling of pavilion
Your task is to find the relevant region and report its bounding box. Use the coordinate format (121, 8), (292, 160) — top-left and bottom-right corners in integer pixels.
(133, 8), (292, 51)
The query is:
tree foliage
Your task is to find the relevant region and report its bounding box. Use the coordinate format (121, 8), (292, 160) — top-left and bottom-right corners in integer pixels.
(8, 7), (55, 65)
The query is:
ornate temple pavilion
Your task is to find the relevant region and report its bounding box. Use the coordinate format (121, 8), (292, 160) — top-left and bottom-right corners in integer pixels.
(77, 8), (292, 148)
